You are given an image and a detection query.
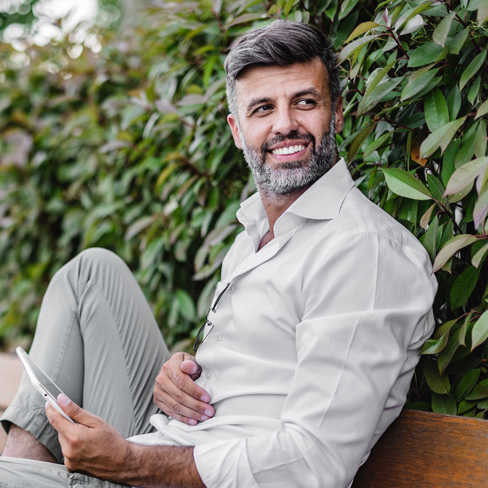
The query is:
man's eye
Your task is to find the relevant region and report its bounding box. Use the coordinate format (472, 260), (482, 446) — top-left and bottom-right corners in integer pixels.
(296, 99), (316, 107)
(255, 104), (273, 113)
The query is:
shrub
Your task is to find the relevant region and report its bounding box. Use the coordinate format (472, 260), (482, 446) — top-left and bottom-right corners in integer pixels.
(339, 0), (488, 417)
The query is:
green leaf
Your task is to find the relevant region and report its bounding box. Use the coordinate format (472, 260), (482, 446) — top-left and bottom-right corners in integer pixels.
(420, 117), (467, 159)
(465, 383), (488, 401)
(434, 318), (459, 340)
(424, 88), (449, 132)
(460, 50), (487, 91)
(450, 267), (480, 309)
(478, 0), (488, 25)
(401, 69), (439, 101)
(459, 400), (477, 414)
(444, 157), (488, 195)
(363, 59), (398, 100)
(468, 75), (482, 105)
(438, 329), (461, 373)
(431, 393), (457, 415)
(473, 187), (488, 228)
(433, 11), (456, 47)
(459, 311), (474, 346)
(227, 13), (265, 27)
(283, 0), (297, 15)
(423, 214), (439, 262)
(337, 34), (382, 65)
(448, 27), (470, 55)
(395, 1), (436, 32)
(345, 22), (380, 43)
(421, 330), (449, 355)
(474, 120), (487, 159)
(477, 99), (488, 120)
(382, 168), (432, 200)
(348, 123), (376, 162)
(433, 234), (479, 272)
(447, 85), (462, 121)
(408, 42), (446, 68)
(472, 241), (488, 268)
(175, 289), (196, 322)
(424, 360), (450, 394)
(472, 310), (488, 350)
(363, 132), (393, 159)
(427, 174), (445, 202)
(454, 369), (481, 402)
(358, 77), (403, 114)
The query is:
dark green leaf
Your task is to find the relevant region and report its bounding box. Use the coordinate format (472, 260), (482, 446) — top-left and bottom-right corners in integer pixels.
(424, 360), (450, 394)
(450, 267), (480, 309)
(448, 27), (469, 54)
(423, 214), (439, 262)
(465, 383), (488, 401)
(438, 329), (461, 373)
(454, 369), (480, 402)
(408, 42), (446, 68)
(424, 88), (449, 132)
(431, 393), (457, 415)
(460, 50), (487, 91)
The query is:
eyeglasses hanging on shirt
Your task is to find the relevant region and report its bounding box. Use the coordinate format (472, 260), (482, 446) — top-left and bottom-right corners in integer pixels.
(193, 282), (231, 352)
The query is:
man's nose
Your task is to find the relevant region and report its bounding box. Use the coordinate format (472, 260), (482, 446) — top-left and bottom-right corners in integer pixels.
(272, 106), (299, 135)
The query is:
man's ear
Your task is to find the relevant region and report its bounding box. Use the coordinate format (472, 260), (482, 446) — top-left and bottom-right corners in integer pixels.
(227, 114), (243, 149)
(334, 97), (344, 134)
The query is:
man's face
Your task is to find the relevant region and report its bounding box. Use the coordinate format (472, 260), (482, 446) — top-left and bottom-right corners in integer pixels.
(227, 58), (344, 197)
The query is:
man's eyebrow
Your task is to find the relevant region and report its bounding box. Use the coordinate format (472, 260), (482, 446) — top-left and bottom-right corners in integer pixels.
(292, 87), (324, 100)
(246, 97), (273, 114)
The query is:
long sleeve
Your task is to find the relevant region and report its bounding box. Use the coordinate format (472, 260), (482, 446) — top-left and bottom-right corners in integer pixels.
(194, 230), (436, 488)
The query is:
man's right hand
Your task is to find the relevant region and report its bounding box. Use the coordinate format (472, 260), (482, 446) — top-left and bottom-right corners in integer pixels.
(153, 352), (214, 425)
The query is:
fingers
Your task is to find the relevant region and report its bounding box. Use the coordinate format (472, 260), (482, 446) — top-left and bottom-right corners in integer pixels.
(46, 395), (100, 435)
(153, 353), (214, 425)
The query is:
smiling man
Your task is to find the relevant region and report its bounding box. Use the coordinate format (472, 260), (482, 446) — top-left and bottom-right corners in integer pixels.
(0, 20), (437, 488)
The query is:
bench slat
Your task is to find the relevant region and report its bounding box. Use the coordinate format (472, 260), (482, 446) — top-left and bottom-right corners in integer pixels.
(353, 409), (488, 487)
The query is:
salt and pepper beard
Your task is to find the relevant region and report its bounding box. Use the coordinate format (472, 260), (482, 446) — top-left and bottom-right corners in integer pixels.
(239, 116), (337, 198)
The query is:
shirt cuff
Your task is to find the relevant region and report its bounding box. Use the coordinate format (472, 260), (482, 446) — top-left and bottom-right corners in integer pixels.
(194, 438), (259, 488)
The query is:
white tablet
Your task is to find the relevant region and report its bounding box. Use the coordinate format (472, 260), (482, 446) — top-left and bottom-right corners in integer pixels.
(16, 347), (74, 423)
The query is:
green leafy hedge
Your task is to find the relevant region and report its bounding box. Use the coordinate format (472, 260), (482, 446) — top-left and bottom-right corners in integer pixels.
(1, 0), (487, 417)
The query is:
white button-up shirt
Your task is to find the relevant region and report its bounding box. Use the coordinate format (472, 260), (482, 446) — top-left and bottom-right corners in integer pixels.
(136, 159), (437, 488)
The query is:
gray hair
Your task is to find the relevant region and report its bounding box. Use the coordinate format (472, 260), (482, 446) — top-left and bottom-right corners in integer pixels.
(224, 20), (341, 118)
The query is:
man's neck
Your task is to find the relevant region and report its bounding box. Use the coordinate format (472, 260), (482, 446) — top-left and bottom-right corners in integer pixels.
(257, 187), (309, 250)
(257, 154), (340, 251)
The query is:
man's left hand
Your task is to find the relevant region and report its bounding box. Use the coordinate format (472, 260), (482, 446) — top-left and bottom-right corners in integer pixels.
(45, 394), (134, 482)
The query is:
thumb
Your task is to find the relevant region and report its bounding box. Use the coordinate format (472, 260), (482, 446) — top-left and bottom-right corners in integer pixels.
(56, 394), (93, 425)
(181, 359), (202, 379)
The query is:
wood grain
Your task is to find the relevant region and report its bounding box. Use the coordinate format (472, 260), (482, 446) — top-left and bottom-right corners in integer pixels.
(353, 409), (488, 487)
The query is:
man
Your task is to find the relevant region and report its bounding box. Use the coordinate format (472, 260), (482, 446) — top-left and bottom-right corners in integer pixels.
(0, 20), (437, 488)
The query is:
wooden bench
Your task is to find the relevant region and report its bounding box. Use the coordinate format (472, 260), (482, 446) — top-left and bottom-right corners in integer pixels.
(353, 409), (488, 487)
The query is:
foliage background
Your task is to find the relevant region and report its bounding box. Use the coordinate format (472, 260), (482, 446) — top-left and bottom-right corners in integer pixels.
(1, 0), (487, 418)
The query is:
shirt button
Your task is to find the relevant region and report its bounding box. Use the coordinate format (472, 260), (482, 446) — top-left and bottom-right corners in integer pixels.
(215, 334), (222, 341)
(228, 285), (235, 293)
(206, 372), (212, 379)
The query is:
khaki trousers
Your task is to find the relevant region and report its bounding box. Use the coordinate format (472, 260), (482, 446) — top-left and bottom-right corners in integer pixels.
(0, 248), (171, 487)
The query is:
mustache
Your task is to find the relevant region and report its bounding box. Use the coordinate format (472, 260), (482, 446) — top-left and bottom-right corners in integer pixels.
(261, 131), (315, 155)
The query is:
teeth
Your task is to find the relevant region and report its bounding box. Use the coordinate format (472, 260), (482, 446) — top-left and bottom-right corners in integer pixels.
(271, 145), (306, 156)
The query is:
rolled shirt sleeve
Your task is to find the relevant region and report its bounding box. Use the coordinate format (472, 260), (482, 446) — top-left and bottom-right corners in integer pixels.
(194, 230), (436, 488)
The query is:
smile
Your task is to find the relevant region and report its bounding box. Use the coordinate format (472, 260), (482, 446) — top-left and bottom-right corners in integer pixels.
(271, 145), (307, 156)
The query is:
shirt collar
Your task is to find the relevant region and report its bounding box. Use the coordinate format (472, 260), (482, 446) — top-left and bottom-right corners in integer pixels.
(237, 158), (354, 235)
